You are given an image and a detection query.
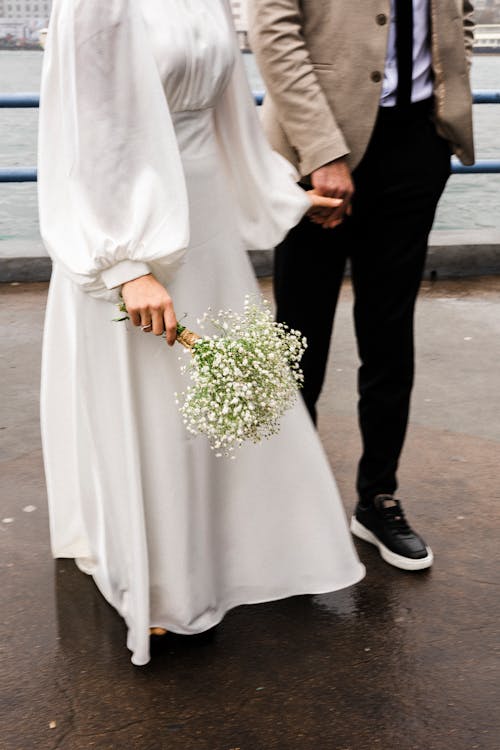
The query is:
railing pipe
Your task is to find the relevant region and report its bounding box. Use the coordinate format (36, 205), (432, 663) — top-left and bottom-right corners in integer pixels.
(2, 161), (499, 183)
(451, 159), (500, 174)
(253, 90), (265, 106)
(0, 92), (40, 108)
(472, 89), (500, 104)
(1, 91), (500, 182)
(1, 90), (499, 108)
(0, 167), (37, 182)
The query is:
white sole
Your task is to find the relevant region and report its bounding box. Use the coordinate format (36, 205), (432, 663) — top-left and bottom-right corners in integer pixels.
(350, 517), (434, 571)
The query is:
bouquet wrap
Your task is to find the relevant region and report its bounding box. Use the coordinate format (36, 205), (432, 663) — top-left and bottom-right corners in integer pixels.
(176, 327), (201, 350)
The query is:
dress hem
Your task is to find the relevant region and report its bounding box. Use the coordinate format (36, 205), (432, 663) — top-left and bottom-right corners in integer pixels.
(64, 552), (366, 665)
(136, 564), (366, 665)
(149, 565), (366, 631)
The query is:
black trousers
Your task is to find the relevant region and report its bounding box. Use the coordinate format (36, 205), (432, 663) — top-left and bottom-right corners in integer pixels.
(274, 100), (451, 503)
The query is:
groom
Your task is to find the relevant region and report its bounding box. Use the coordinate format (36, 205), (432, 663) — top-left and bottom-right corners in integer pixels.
(249, 0), (475, 570)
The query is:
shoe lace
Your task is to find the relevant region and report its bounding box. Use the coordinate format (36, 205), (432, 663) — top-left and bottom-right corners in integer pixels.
(381, 503), (412, 534)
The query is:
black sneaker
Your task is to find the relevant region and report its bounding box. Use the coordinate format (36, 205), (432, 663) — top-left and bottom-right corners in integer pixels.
(350, 495), (433, 571)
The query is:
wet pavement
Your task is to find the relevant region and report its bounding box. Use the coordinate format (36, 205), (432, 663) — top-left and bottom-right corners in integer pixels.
(1, 279), (499, 750)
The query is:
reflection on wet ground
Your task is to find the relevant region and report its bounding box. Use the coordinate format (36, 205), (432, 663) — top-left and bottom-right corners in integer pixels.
(1, 280), (499, 749)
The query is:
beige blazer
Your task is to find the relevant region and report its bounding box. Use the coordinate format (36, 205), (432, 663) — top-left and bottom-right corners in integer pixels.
(248, 0), (475, 177)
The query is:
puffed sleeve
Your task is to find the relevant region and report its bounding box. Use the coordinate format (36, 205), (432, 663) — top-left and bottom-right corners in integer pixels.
(38, 0), (189, 301)
(214, 0), (311, 251)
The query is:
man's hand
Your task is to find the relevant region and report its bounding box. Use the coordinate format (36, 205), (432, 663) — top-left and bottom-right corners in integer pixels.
(121, 273), (178, 346)
(310, 157), (354, 229)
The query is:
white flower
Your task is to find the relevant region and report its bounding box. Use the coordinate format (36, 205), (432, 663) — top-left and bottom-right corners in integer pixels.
(176, 296), (306, 458)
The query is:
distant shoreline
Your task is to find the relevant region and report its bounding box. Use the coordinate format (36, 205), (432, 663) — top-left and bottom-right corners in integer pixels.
(1, 43), (499, 55)
(0, 44), (42, 51)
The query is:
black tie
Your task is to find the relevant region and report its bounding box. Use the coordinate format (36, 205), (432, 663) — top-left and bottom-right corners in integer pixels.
(395, 0), (414, 107)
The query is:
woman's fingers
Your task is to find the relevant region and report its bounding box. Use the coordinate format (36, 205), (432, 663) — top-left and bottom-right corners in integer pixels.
(151, 308), (165, 336)
(308, 193), (344, 209)
(132, 304), (175, 341)
(163, 303), (178, 346)
(139, 308), (152, 332)
(129, 309), (142, 327)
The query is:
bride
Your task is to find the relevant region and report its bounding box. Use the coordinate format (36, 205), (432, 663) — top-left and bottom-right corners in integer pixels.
(38, 0), (365, 666)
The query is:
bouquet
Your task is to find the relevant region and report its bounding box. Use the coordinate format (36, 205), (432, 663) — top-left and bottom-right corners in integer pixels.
(116, 295), (306, 457)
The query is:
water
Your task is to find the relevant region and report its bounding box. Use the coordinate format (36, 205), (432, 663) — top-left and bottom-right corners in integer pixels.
(0, 51), (41, 248)
(0, 50), (499, 250)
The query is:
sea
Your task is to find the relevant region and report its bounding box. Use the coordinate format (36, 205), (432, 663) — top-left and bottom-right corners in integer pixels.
(0, 50), (499, 251)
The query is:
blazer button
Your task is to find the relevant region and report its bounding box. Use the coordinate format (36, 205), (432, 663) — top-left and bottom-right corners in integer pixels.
(376, 13), (387, 25)
(371, 70), (382, 83)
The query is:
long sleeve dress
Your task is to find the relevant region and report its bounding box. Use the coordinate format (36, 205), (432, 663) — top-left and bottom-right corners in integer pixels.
(38, 0), (364, 666)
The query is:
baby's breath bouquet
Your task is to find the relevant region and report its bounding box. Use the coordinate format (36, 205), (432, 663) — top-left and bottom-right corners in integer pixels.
(115, 295), (306, 456)
(175, 296), (306, 456)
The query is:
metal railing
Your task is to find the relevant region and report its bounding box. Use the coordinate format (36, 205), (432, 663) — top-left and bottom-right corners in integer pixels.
(1, 90), (500, 182)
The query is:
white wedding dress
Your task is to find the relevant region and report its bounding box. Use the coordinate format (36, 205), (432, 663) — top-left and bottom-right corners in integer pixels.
(38, 0), (364, 666)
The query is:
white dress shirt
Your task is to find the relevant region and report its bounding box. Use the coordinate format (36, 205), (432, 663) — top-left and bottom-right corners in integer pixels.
(380, 0), (434, 106)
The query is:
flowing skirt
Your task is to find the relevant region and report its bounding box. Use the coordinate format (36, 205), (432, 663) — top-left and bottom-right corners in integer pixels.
(41, 109), (364, 665)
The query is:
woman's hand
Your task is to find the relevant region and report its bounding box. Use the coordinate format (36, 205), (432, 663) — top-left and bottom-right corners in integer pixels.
(121, 274), (178, 346)
(306, 190), (345, 230)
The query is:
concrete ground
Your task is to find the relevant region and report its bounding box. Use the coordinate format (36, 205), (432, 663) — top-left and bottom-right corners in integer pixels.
(1, 278), (499, 750)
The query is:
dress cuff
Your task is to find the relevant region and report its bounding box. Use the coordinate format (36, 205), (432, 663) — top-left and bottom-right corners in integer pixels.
(101, 260), (151, 290)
